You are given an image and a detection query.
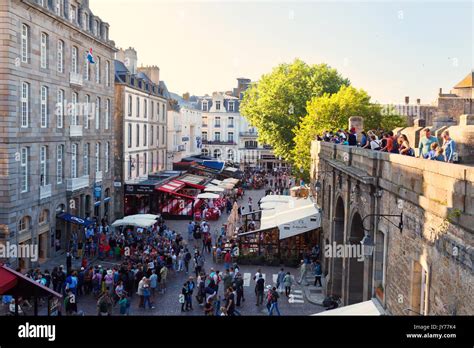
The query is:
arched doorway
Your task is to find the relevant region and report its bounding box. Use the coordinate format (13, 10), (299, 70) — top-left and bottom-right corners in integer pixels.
(348, 212), (365, 304)
(332, 197), (345, 297)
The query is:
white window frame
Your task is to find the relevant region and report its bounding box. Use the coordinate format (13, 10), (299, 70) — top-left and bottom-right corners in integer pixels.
(57, 89), (64, 128)
(72, 92), (78, 126)
(72, 46), (78, 74)
(95, 56), (100, 84)
(202, 101), (208, 112)
(83, 12), (88, 31)
(40, 32), (48, 69)
(95, 143), (100, 173)
(40, 146), (47, 187)
(105, 61), (110, 87)
(143, 124), (147, 146)
(128, 95), (132, 116)
(20, 147), (28, 192)
(228, 102), (234, 112)
(215, 101), (221, 111)
(40, 86), (48, 128)
(105, 142), (110, 173)
(95, 97), (100, 130)
(136, 124), (140, 147)
(71, 144), (77, 179)
(21, 82), (29, 128)
(105, 99), (110, 130)
(21, 24), (29, 63)
(143, 152), (147, 175)
(127, 123), (132, 148)
(84, 95), (90, 129)
(56, 145), (63, 184)
(57, 40), (64, 73)
(83, 143), (89, 176)
(84, 57), (90, 81)
(136, 96), (140, 117)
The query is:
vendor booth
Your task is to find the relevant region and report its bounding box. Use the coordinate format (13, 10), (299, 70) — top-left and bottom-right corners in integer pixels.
(238, 190), (321, 263)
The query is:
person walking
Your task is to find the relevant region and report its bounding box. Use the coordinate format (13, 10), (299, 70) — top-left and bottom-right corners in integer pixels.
(313, 260), (322, 287)
(276, 268), (285, 294)
(160, 263), (168, 294)
(255, 274), (265, 306)
(184, 248), (191, 274)
(297, 260), (308, 285)
(268, 287), (281, 316)
(186, 277), (195, 311)
(283, 272), (293, 297)
(225, 287), (236, 316)
(233, 272), (244, 307)
(180, 281), (189, 312)
(143, 282), (155, 310)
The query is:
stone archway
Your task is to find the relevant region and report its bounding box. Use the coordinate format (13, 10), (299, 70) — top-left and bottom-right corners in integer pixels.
(331, 197), (345, 297)
(348, 212), (365, 305)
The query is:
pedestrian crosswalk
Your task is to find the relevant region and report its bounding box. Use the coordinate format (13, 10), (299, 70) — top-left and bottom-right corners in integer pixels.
(241, 272), (305, 305)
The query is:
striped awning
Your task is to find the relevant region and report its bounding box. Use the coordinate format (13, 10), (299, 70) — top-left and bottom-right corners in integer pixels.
(156, 180), (186, 194)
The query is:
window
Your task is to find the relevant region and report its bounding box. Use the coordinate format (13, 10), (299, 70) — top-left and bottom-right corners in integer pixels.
(40, 86), (48, 128)
(56, 145), (63, 184)
(215, 117), (221, 127)
(56, 89), (64, 128)
(227, 149), (234, 161)
(162, 104), (165, 121)
(18, 216), (30, 233)
(95, 56), (100, 83)
(128, 155), (132, 179)
(161, 126), (165, 145)
(84, 95), (90, 129)
(95, 143), (100, 172)
(20, 147), (28, 192)
(127, 123), (132, 148)
(213, 149), (221, 159)
(151, 126), (154, 146)
(95, 97), (100, 129)
(105, 99), (110, 130)
(143, 153), (147, 175)
(72, 46), (78, 73)
(228, 117), (234, 128)
(71, 144), (77, 178)
(214, 132), (220, 142)
(144, 99), (147, 119)
(69, 5), (77, 23)
(39, 210), (49, 224)
(157, 102), (160, 117)
(40, 146), (48, 186)
(82, 12), (88, 30)
(151, 102), (154, 120)
(105, 61), (110, 87)
(150, 152), (154, 173)
(83, 143), (89, 176)
(55, 0), (62, 16)
(228, 102), (234, 112)
(94, 20), (99, 36)
(57, 40), (64, 73)
(136, 97), (140, 117)
(202, 131), (207, 141)
(215, 101), (221, 111)
(105, 142), (110, 173)
(136, 124), (140, 147)
(127, 95), (132, 116)
(228, 132), (234, 143)
(21, 82), (29, 127)
(136, 154), (140, 177)
(84, 57), (90, 81)
(21, 24), (29, 63)
(202, 101), (208, 112)
(71, 92), (78, 126)
(40, 33), (48, 69)
(143, 125), (147, 146)
(202, 116), (208, 127)
(202, 148), (209, 156)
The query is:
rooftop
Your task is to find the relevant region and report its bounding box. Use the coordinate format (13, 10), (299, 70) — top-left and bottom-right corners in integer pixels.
(454, 71), (474, 89)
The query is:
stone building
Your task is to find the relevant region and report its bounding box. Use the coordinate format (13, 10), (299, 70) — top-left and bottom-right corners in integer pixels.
(113, 48), (168, 217)
(0, 0), (117, 269)
(310, 129), (474, 315)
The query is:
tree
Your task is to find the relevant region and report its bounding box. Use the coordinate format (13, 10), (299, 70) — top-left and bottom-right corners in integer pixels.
(292, 86), (406, 176)
(240, 59), (350, 162)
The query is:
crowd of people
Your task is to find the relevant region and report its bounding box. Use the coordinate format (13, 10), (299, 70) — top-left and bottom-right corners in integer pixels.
(318, 128), (457, 163)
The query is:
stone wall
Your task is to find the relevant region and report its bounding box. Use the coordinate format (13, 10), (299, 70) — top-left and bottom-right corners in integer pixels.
(311, 140), (474, 315)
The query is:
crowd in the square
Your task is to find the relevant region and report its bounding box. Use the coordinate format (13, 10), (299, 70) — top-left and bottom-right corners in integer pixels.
(318, 127), (457, 163)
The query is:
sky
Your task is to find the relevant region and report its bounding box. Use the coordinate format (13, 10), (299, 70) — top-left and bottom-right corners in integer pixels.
(90, 0), (473, 104)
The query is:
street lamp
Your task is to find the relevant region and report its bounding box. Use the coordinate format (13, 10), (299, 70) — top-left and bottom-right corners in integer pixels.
(360, 233), (375, 257)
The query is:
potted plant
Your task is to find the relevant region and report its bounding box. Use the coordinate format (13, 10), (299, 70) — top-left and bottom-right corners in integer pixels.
(375, 284), (384, 301)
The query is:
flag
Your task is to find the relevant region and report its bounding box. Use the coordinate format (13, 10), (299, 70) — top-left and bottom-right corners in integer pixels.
(87, 48), (95, 64)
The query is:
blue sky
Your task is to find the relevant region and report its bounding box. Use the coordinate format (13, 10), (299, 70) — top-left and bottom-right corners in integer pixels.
(91, 0), (473, 104)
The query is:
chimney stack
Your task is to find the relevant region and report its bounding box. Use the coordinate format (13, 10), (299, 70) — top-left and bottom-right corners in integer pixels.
(439, 88), (443, 95)
(405, 96), (410, 105)
(417, 98), (421, 105)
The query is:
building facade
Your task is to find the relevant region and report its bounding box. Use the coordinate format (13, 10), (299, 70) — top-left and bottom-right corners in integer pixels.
(166, 93), (202, 169)
(113, 48), (168, 218)
(310, 126), (474, 315)
(0, 0), (117, 269)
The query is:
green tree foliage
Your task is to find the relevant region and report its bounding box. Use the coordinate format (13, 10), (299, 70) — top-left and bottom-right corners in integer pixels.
(240, 59), (350, 162)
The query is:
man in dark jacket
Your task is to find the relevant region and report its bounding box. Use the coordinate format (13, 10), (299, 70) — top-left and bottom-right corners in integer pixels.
(233, 272), (244, 306)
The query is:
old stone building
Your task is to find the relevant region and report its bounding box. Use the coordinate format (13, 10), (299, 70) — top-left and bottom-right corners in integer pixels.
(0, 0), (116, 269)
(311, 132), (474, 315)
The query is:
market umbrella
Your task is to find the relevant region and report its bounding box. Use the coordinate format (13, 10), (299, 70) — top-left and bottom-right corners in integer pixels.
(197, 193), (220, 199)
(204, 186), (225, 193)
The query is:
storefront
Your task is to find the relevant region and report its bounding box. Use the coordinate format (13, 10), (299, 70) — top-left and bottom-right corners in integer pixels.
(238, 193), (321, 263)
(156, 179), (203, 219)
(124, 181), (163, 216)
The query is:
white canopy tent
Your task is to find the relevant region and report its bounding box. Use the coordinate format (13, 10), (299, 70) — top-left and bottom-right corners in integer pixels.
(111, 214), (161, 229)
(223, 178), (239, 184)
(204, 185), (225, 193)
(197, 193), (220, 199)
(313, 300), (385, 316)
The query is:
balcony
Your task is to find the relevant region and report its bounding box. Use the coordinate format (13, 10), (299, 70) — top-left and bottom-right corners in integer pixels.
(202, 140), (237, 146)
(70, 72), (83, 87)
(70, 125), (83, 137)
(67, 175), (89, 192)
(95, 171), (103, 183)
(240, 131), (258, 137)
(39, 184), (52, 200)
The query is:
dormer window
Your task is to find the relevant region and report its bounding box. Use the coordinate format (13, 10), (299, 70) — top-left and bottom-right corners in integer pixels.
(202, 101), (208, 111)
(228, 101), (235, 112)
(215, 101), (221, 111)
(69, 5), (77, 23)
(83, 12), (89, 30)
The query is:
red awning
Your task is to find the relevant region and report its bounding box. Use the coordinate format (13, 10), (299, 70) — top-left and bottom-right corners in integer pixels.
(0, 268), (18, 294)
(157, 180), (186, 194)
(0, 265), (62, 298)
(170, 192), (196, 200)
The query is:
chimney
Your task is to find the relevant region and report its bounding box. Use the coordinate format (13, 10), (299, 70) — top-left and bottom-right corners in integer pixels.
(417, 98), (421, 105)
(405, 96), (410, 105)
(116, 47), (138, 74)
(439, 88), (443, 95)
(137, 65), (160, 85)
